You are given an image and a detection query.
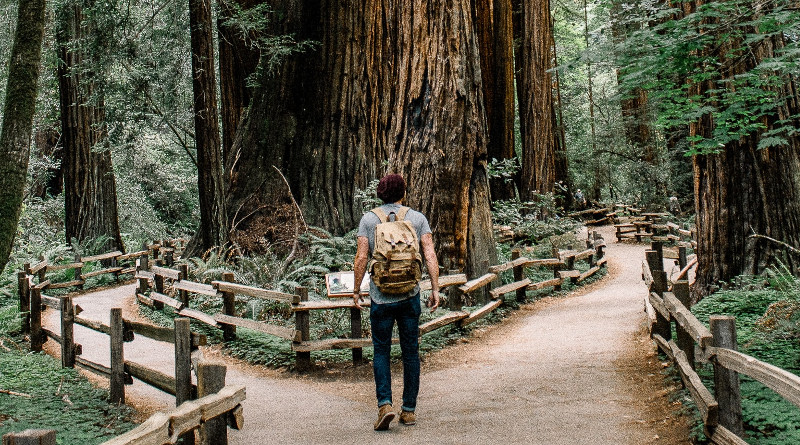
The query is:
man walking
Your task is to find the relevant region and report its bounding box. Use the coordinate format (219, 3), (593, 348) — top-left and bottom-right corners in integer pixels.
(353, 173), (440, 431)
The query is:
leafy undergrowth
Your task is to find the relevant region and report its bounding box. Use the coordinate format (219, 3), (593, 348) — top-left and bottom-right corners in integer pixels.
(689, 270), (800, 444)
(0, 351), (135, 444)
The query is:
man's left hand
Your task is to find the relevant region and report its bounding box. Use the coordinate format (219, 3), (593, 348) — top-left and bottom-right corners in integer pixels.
(426, 290), (440, 313)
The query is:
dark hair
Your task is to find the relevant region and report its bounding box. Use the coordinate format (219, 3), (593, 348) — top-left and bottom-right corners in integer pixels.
(376, 174), (406, 204)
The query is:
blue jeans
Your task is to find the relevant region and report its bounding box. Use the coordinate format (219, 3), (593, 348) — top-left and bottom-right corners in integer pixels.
(370, 296), (421, 412)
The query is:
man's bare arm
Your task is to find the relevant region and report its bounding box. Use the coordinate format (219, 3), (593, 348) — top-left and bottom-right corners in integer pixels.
(352, 236), (369, 310)
(420, 233), (440, 312)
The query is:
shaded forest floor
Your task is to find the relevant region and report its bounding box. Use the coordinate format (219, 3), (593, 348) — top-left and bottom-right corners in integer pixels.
(44, 225), (692, 444)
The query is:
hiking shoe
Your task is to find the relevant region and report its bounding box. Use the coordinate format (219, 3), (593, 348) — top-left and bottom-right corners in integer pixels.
(374, 404), (396, 431)
(399, 410), (416, 426)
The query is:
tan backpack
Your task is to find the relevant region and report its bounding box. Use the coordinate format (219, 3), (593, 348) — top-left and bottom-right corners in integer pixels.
(368, 207), (423, 294)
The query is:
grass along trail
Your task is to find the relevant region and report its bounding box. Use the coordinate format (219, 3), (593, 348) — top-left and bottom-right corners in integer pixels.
(45, 224), (690, 444)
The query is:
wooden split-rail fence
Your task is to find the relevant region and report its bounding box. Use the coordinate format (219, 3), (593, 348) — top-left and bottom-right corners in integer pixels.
(15, 243), (244, 444)
(642, 241), (800, 445)
(130, 232), (608, 370)
(614, 210), (696, 247)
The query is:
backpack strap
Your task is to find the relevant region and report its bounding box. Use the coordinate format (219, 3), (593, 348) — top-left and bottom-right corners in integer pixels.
(395, 207), (410, 221)
(370, 207), (389, 223)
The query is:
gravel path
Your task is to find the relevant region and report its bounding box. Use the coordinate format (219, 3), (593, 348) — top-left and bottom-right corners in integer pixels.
(46, 225), (690, 444)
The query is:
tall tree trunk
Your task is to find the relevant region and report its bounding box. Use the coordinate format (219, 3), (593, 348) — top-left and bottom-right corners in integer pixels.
(0, 0), (46, 273)
(583, 0), (601, 201)
(519, 0), (558, 200)
(475, 0), (516, 201)
(217, 0), (261, 164)
(691, 4), (800, 296)
(56, 0), (124, 252)
(550, 1), (570, 208)
(227, 0), (496, 276)
(189, 0), (227, 252)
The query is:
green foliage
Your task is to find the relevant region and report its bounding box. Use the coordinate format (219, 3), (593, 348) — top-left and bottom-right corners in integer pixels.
(690, 270), (800, 443)
(492, 194), (579, 243)
(614, 0), (800, 155)
(0, 352), (135, 444)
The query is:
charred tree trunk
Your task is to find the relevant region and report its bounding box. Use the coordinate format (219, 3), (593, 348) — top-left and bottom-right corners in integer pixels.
(189, 0), (227, 253)
(519, 0), (558, 200)
(227, 0), (496, 275)
(218, 0), (261, 164)
(691, 5), (800, 296)
(475, 0), (516, 201)
(0, 0), (46, 273)
(56, 1), (124, 252)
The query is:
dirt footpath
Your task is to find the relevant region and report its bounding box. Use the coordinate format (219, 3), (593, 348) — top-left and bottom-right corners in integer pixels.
(46, 225), (690, 444)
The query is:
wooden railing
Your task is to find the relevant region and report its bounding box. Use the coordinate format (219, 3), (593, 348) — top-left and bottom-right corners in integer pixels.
(642, 242), (800, 444)
(2, 370), (244, 445)
(132, 232), (609, 370)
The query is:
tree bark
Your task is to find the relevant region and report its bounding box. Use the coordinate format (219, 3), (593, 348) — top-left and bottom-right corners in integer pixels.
(56, 0), (124, 252)
(217, 0), (261, 164)
(475, 0), (516, 201)
(227, 0), (496, 275)
(519, 0), (558, 200)
(691, 2), (800, 295)
(189, 0), (227, 252)
(0, 0), (47, 273)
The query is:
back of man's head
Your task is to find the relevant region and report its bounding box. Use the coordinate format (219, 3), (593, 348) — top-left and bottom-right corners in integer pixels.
(377, 174), (406, 204)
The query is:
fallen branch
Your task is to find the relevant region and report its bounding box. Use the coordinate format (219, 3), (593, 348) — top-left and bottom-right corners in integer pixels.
(0, 389), (32, 398)
(749, 233), (800, 256)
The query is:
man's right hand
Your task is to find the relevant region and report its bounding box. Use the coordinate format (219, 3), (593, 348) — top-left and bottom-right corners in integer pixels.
(353, 292), (364, 310)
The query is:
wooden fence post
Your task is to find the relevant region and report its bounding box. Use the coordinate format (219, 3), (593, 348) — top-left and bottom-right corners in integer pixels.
(74, 253), (83, 290)
(17, 271), (30, 334)
(30, 288), (42, 353)
(446, 269), (463, 310)
(179, 264), (190, 306)
(36, 255), (46, 285)
(197, 362), (228, 445)
(552, 246), (563, 291)
(110, 308), (125, 404)
(175, 318), (193, 406)
(2, 429), (57, 445)
(350, 307), (363, 366)
(512, 249), (526, 303)
(672, 280), (694, 369)
(710, 316), (744, 436)
(221, 272), (236, 342)
(60, 296), (75, 368)
(137, 254), (150, 295)
(152, 244), (161, 266)
(646, 250), (671, 344)
(678, 246), (688, 271)
(295, 286), (311, 371)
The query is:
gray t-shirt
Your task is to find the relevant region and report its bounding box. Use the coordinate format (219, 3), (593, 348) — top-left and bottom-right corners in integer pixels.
(357, 203), (432, 304)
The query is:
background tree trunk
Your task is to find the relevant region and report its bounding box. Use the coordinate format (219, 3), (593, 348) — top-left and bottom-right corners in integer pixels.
(189, 0), (227, 253)
(0, 0), (46, 273)
(475, 0), (516, 201)
(56, 0), (124, 252)
(519, 0), (558, 200)
(227, 0), (496, 275)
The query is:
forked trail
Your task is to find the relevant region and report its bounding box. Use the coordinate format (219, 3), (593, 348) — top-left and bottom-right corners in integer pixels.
(46, 225), (690, 444)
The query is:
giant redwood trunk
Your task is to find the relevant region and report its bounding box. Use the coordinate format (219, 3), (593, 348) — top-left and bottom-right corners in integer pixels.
(690, 5), (800, 296)
(227, 0), (496, 275)
(0, 0), (46, 273)
(56, 1), (124, 252)
(475, 0), (516, 201)
(518, 0), (558, 200)
(217, 0), (261, 163)
(189, 0), (227, 252)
